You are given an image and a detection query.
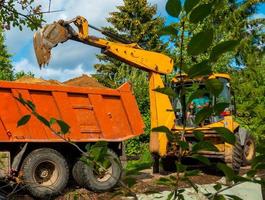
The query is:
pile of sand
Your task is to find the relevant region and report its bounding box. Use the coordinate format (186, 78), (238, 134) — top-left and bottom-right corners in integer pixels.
(15, 74), (106, 88)
(63, 74), (106, 88)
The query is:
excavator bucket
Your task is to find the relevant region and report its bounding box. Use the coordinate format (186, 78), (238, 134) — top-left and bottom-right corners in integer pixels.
(33, 22), (69, 68)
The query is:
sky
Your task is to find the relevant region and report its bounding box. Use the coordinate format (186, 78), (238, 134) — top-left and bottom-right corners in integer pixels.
(5, 0), (265, 82)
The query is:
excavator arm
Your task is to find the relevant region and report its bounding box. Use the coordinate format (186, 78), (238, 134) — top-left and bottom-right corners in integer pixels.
(33, 16), (176, 157)
(34, 16), (173, 74)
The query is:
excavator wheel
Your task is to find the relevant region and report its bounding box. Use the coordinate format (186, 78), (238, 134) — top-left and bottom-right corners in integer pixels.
(242, 135), (256, 166)
(230, 132), (244, 173)
(72, 149), (122, 192)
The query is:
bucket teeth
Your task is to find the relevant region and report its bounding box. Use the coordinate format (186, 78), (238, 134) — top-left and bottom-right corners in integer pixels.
(33, 22), (69, 68)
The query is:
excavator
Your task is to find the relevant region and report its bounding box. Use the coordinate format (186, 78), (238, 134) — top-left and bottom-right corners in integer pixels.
(33, 16), (255, 174)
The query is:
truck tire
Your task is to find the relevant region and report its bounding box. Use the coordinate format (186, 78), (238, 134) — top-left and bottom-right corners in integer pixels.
(72, 160), (86, 187)
(243, 135), (256, 166)
(73, 149), (122, 192)
(21, 148), (69, 199)
(231, 133), (244, 173)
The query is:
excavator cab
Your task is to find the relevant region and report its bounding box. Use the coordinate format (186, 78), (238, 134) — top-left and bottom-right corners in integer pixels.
(171, 73), (234, 127)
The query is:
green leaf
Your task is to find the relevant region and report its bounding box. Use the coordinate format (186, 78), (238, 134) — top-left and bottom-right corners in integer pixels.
(213, 183), (222, 191)
(166, 191), (174, 200)
(192, 141), (219, 152)
(56, 119), (70, 134)
(213, 127), (235, 145)
(187, 89), (208, 104)
(205, 79), (224, 96)
(210, 40), (240, 62)
(184, 0), (200, 13)
(195, 107), (213, 125)
(49, 118), (56, 125)
(252, 155), (265, 168)
(176, 162), (187, 172)
(217, 163), (235, 181)
(225, 194), (243, 200)
(152, 126), (176, 142)
(26, 100), (36, 111)
(193, 130), (204, 141)
(156, 177), (173, 186)
(213, 103), (229, 115)
(246, 169), (257, 178)
(187, 60), (212, 78)
(189, 3), (212, 24)
(159, 25), (178, 37)
(36, 114), (50, 127)
(213, 195), (226, 200)
(153, 87), (177, 98)
(192, 154), (211, 165)
(124, 176), (137, 187)
(187, 29), (213, 56)
(17, 115), (31, 127)
(166, 0), (182, 18)
(185, 169), (200, 176)
(178, 141), (189, 150)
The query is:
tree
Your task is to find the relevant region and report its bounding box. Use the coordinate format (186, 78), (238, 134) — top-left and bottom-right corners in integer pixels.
(165, 0), (264, 73)
(232, 53), (265, 141)
(0, 0), (44, 30)
(94, 0), (168, 155)
(0, 28), (13, 80)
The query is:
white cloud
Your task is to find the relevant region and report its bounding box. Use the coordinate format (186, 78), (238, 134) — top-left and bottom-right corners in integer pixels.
(5, 0), (164, 81)
(14, 58), (93, 81)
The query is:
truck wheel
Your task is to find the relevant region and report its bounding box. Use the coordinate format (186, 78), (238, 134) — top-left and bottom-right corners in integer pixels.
(243, 135), (256, 166)
(74, 149), (122, 192)
(231, 133), (244, 173)
(72, 160), (85, 187)
(21, 148), (69, 199)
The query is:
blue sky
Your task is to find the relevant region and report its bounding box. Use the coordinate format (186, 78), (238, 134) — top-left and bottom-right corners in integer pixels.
(5, 0), (265, 81)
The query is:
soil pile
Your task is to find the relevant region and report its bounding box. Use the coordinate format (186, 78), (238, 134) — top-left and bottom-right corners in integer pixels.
(63, 74), (106, 88)
(15, 75), (106, 88)
(15, 76), (62, 85)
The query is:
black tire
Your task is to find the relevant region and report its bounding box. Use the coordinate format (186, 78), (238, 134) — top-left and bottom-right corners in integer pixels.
(231, 133), (244, 173)
(152, 153), (160, 174)
(72, 160), (86, 187)
(21, 148), (69, 199)
(74, 149), (122, 192)
(243, 135), (256, 166)
(161, 156), (177, 172)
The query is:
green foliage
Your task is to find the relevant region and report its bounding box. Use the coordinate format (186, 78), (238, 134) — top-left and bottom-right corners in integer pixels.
(125, 145), (153, 175)
(0, 28), (13, 81)
(232, 54), (265, 142)
(0, 0), (44, 30)
(187, 29), (213, 56)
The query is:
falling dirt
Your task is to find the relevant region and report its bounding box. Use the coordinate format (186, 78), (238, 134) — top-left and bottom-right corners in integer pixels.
(15, 74), (106, 88)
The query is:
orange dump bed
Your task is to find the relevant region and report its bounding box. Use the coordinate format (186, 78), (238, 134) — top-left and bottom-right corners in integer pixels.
(0, 81), (144, 142)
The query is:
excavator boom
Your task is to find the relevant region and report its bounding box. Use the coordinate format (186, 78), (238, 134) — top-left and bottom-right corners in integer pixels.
(33, 16), (176, 157)
(34, 16), (173, 75)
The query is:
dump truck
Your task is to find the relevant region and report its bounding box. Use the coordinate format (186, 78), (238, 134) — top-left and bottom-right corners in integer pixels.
(0, 80), (144, 198)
